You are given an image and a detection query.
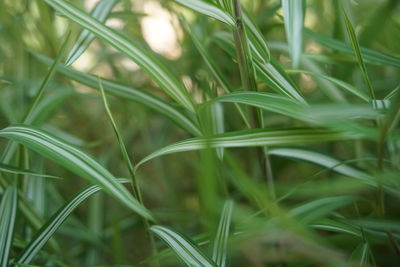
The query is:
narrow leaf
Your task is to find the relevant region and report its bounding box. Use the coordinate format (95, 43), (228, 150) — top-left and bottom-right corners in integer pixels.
(174, 0), (235, 26)
(290, 196), (358, 224)
(15, 179), (129, 264)
(150, 225), (216, 267)
(33, 53), (201, 136)
(44, 0), (195, 113)
(341, 4), (375, 100)
(65, 0), (118, 65)
(268, 147), (374, 185)
(305, 29), (400, 68)
(212, 200), (234, 267)
(0, 186), (17, 267)
(0, 125), (154, 221)
(0, 163), (61, 179)
(135, 128), (360, 170)
(282, 0), (304, 68)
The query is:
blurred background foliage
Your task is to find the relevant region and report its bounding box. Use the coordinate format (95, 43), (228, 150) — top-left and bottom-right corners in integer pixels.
(1, 0), (400, 266)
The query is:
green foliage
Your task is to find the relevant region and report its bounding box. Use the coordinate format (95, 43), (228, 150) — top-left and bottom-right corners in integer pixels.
(0, 0), (399, 266)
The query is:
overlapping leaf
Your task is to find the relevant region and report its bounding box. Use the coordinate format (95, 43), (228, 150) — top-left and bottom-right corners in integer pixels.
(44, 0), (195, 113)
(0, 125), (153, 220)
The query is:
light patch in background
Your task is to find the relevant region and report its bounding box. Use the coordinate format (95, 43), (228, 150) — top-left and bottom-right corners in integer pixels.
(141, 1), (182, 59)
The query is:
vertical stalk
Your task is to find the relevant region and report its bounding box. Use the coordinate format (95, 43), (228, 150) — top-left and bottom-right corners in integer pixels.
(231, 0), (276, 199)
(98, 79), (159, 266)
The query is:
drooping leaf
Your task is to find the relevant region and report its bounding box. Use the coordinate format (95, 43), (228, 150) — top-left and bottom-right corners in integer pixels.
(174, 0), (235, 26)
(305, 29), (400, 68)
(150, 225), (216, 267)
(65, 0), (119, 65)
(290, 196), (358, 224)
(135, 128), (360, 170)
(32, 53), (201, 136)
(0, 162), (61, 179)
(44, 0), (195, 113)
(15, 179), (129, 264)
(0, 125), (154, 221)
(268, 147), (374, 185)
(287, 69), (370, 102)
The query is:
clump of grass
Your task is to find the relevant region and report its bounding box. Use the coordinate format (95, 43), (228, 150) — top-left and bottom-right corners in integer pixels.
(1, 0), (400, 266)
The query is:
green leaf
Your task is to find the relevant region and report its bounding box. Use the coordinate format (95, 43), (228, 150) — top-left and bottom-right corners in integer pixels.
(210, 32), (306, 103)
(208, 91), (378, 128)
(341, 3), (375, 100)
(242, 11), (270, 63)
(310, 218), (362, 238)
(282, 0), (304, 68)
(212, 200), (234, 267)
(150, 225), (216, 267)
(65, 0), (118, 65)
(15, 179), (129, 264)
(135, 128), (360, 170)
(350, 243), (374, 267)
(174, 0), (235, 26)
(304, 29), (400, 68)
(44, 0), (195, 113)
(287, 69), (370, 102)
(0, 163), (61, 179)
(268, 147), (374, 185)
(181, 18), (250, 128)
(290, 196), (358, 224)
(0, 125), (154, 221)
(32, 52), (201, 136)
(0, 185), (17, 267)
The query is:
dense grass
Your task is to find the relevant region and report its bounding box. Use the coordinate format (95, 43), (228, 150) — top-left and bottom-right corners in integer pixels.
(1, 0), (400, 266)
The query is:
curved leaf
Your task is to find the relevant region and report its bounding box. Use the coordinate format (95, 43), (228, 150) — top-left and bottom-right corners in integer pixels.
(15, 179), (129, 264)
(65, 0), (119, 65)
(174, 0), (235, 26)
(0, 125), (154, 221)
(44, 0), (195, 113)
(150, 225), (216, 267)
(268, 147), (374, 185)
(0, 163), (61, 179)
(135, 128), (360, 170)
(32, 53), (201, 136)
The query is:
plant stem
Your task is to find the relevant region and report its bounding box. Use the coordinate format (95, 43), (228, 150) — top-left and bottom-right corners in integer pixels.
(231, 0), (276, 199)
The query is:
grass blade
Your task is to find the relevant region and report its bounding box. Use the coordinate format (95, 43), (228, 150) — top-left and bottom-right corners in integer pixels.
(0, 185), (17, 267)
(304, 29), (400, 68)
(0, 162), (60, 179)
(65, 0), (118, 65)
(290, 196), (358, 224)
(0, 125), (154, 221)
(15, 179), (129, 264)
(173, 0), (235, 26)
(282, 0), (304, 68)
(287, 69), (370, 102)
(341, 3), (375, 100)
(210, 31), (306, 103)
(181, 18), (250, 128)
(268, 147), (374, 185)
(135, 128), (360, 170)
(44, 0), (195, 113)
(212, 200), (234, 267)
(32, 53), (201, 136)
(150, 225), (216, 267)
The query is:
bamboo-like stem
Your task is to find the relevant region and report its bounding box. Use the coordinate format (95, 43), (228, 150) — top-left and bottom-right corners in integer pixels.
(231, 0), (276, 199)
